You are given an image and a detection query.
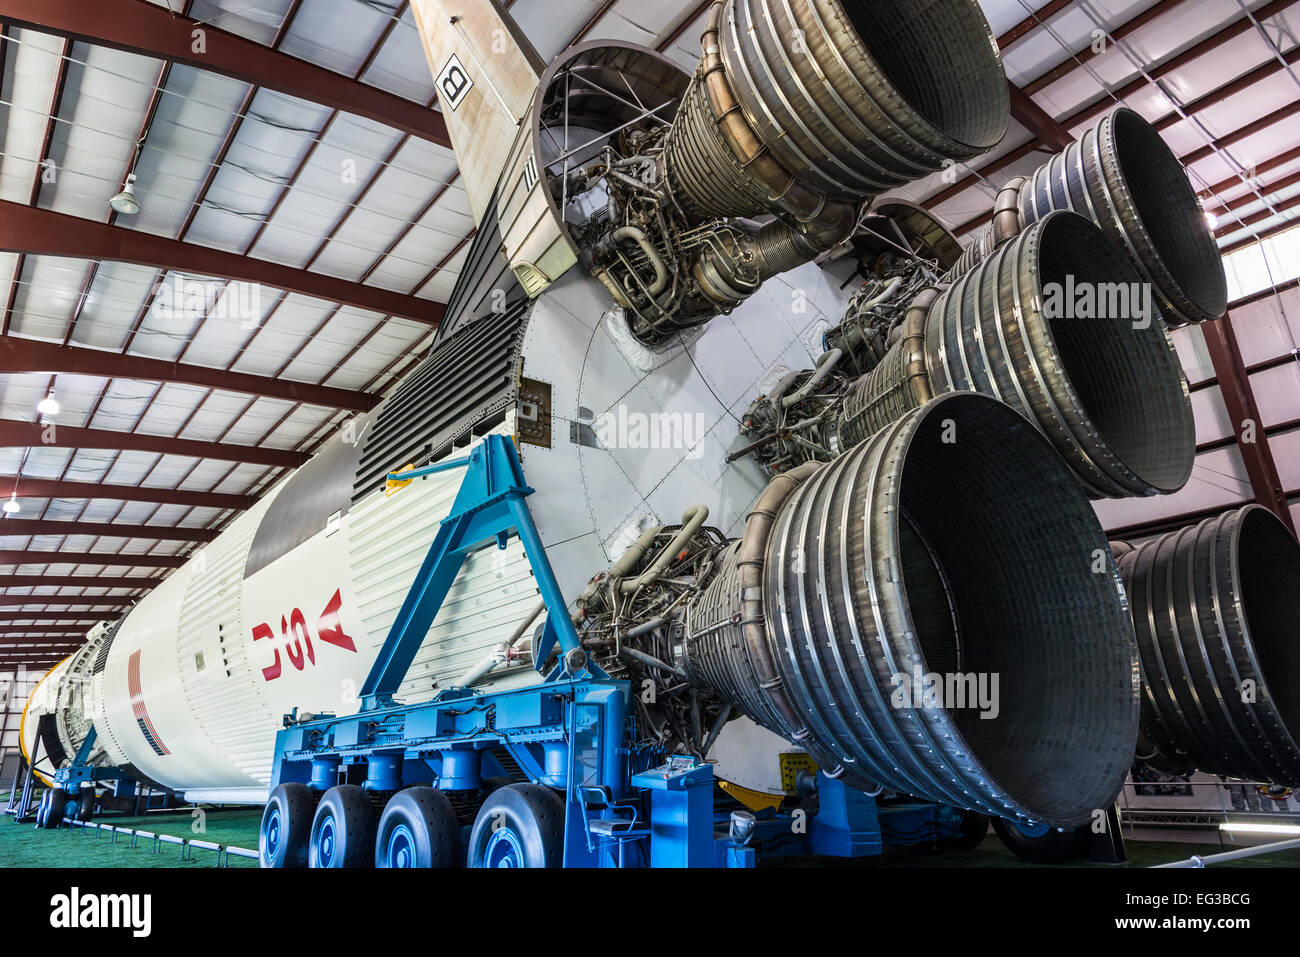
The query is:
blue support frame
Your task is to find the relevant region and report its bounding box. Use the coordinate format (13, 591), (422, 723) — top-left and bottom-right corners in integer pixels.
(262, 434), (981, 868)
(360, 436), (596, 711)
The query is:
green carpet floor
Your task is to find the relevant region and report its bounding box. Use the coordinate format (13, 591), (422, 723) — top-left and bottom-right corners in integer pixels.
(5, 791), (1300, 868)
(0, 800), (262, 868)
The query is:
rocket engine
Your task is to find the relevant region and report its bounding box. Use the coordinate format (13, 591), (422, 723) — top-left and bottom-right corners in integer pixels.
(1114, 507), (1300, 787)
(577, 393), (1139, 828)
(732, 108), (1214, 501)
(19, 0), (1269, 855)
(552, 0), (1009, 342)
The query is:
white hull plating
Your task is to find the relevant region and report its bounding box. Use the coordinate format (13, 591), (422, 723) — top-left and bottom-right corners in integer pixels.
(23, 266), (851, 796)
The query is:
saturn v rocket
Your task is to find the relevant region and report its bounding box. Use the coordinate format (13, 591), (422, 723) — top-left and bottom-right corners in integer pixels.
(22, 0), (1282, 828)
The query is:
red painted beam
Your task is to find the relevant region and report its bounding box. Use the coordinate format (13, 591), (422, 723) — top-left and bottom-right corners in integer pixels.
(0, 595), (130, 607)
(1, 476), (253, 510)
(0, 627), (91, 637)
(1201, 313), (1297, 536)
(0, 420), (307, 468)
(1217, 191), (1300, 237)
(1059, 0), (1297, 134)
(997, 0), (1073, 49)
(1221, 217), (1300, 256)
(1007, 82), (1074, 151)
(1022, 0), (1186, 97)
(0, 201), (444, 326)
(925, 0), (1299, 213)
(0, 0), (450, 147)
(0, 575), (160, 589)
(0, 337), (378, 411)
(0, 550), (186, 568)
(0, 616), (106, 625)
(0, 518), (217, 542)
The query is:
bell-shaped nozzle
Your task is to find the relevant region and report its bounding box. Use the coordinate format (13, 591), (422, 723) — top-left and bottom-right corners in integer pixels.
(664, 0), (1009, 243)
(1118, 506), (1300, 785)
(684, 392), (1140, 828)
(841, 211), (1196, 499)
(954, 108), (1227, 326)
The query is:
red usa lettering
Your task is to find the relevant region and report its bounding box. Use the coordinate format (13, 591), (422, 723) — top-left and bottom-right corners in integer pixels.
(253, 588), (357, 681)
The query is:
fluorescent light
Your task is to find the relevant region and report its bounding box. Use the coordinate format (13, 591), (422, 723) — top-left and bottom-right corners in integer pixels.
(36, 390), (59, 417)
(3, 494), (19, 515)
(1220, 822), (1300, 835)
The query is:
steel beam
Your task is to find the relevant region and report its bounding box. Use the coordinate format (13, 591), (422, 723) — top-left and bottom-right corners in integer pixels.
(0, 613), (107, 623)
(1, 337), (378, 411)
(1063, 0), (1296, 133)
(0, 596), (129, 607)
(1202, 313), (1297, 535)
(0, 0), (450, 146)
(0, 550), (185, 568)
(0, 420), (308, 468)
(926, 0), (1298, 213)
(0, 475), (252, 509)
(997, 0), (1073, 49)
(0, 201), (443, 325)
(0, 575), (160, 589)
(1007, 82), (1074, 151)
(1107, 502), (1255, 541)
(0, 418), (308, 468)
(0, 628), (91, 637)
(0, 518), (217, 542)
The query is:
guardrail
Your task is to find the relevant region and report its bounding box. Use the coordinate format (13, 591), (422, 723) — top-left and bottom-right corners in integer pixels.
(62, 818), (258, 867)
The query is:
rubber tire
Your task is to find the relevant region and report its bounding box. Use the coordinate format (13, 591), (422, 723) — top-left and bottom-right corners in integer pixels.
(77, 789), (95, 822)
(993, 817), (1090, 864)
(36, 789), (55, 828)
(309, 785), (377, 868)
(40, 790), (61, 829)
(375, 787), (462, 868)
(467, 783), (565, 868)
(259, 782), (315, 868)
(936, 811), (989, 852)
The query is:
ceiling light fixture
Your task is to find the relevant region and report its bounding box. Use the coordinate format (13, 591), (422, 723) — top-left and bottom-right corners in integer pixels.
(37, 389), (60, 417)
(3, 494), (19, 515)
(110, 173), (142, 216)
(1204, 210), (1219, 231)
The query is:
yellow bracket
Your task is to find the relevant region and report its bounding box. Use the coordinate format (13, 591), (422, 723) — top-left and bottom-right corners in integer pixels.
(384, 463), (417, 498)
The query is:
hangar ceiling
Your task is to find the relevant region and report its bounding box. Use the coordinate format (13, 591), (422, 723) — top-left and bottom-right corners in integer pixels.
(0, 0), (1297, 672)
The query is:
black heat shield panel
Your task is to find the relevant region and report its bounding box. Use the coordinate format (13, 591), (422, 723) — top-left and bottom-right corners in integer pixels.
(244, 415), (374, 578)
(350, 299), (531, 502)
(434, 186), (531, 345)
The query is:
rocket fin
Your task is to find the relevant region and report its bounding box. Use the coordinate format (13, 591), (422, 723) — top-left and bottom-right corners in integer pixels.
(410, 0), (545, 226)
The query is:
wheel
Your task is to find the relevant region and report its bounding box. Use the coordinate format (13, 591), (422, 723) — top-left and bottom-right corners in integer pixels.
(77, 789), (95, 822)
(993, 817), (1090, 864)
(38, 790), (60, 829)
(34, 790), (51, 828)
(308, 785), (376, 868)
(375, 787), (462, 868)
(259, 782), (315, 868)
(467, 783), (565, 868)
(936, 811), (989, 852)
